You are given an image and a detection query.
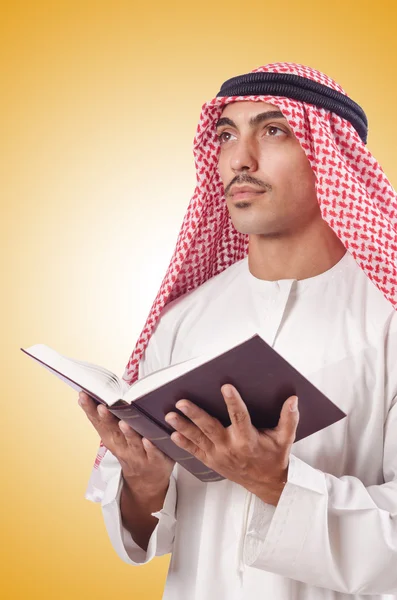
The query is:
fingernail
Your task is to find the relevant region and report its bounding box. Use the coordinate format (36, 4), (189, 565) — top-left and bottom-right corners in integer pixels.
(222, 385), (234, 398)
(176, 402), (188, 414)
(290, 396), (299, 412)
(98, 405), (107, 416)
(165, 414), (178, 425)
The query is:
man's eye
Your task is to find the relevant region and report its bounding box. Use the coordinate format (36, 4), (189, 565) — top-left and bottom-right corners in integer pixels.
(217, 131), (235, 144)
(265, 126), (285, 137)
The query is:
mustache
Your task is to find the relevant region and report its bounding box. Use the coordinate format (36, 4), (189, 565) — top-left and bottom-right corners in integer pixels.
(224, 174), (272, 197)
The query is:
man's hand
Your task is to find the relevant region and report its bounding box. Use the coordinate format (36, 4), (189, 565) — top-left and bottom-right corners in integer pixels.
(165, 385), (299, 506)
(79, 391), (175, 550)
(78, 392), (174, 496)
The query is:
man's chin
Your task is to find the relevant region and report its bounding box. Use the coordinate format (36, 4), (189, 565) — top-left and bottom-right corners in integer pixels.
(230, 218), (278, 237)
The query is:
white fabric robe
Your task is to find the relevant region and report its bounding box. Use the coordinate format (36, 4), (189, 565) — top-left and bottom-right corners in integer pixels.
(98, 251), (397, 599)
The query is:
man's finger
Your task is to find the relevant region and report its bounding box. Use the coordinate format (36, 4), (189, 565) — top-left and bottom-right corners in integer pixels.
(221, 385), (252, 435)
(273, 396), (299, 446)
(165, 412), (213, 453)
(78, 393), (102, 427)
(170, 432), (206, 463)
(175, 400), (224, 443)
(118, 420), (147, 457)
(142, 438), (175, 467)
(78, 393), (127, 450)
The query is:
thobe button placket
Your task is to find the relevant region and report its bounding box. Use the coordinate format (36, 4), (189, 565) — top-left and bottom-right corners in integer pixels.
(259, 280), (296, 348)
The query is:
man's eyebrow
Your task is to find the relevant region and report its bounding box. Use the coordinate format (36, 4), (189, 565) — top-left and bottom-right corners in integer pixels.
(215, 110), (286, 129)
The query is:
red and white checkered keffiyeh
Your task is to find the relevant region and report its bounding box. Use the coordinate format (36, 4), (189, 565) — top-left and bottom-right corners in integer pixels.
(86, 62), (397, 502)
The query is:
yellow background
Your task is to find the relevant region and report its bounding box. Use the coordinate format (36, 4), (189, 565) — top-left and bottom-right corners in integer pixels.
(2, 1), (396, 598)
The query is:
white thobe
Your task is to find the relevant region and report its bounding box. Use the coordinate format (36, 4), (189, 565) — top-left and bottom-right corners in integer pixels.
(98, 251), (397, 599)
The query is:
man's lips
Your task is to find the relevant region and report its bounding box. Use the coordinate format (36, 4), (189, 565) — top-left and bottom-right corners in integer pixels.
(230, 186), (266, 201)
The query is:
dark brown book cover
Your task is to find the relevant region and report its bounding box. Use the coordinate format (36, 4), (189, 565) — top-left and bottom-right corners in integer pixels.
(131, 334), (346, 443)
(111, 334), (345, 481)
(22, 335), (346, 483)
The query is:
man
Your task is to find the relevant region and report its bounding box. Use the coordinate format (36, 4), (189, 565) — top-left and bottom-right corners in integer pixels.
(79, 63), (397, 599)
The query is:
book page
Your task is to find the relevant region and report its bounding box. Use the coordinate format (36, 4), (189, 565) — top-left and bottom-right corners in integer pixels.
(22, 344), (122, 405)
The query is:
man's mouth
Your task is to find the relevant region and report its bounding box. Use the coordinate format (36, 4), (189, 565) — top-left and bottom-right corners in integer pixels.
(231, 187), (266, 201)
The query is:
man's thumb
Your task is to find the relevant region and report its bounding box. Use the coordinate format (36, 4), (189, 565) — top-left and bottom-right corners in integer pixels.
(276, 395), (299, 443)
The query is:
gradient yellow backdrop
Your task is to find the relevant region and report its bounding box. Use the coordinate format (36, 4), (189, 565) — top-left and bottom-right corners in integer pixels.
(2, 1), (397, 598)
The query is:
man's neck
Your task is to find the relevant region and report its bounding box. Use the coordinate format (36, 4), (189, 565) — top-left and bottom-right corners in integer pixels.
(247, 220), (347, 282)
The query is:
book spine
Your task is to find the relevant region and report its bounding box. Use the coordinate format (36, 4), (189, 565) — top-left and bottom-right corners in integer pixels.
(109, 404), (224, 483)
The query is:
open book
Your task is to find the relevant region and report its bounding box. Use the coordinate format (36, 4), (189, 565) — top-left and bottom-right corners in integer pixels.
(21, 335), (346, 482)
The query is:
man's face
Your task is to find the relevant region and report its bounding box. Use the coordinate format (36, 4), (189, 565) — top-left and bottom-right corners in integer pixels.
(216, 101), (320, 237)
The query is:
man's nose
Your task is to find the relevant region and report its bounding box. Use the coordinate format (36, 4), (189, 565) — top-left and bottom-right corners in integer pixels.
(230, 139), (258, 173)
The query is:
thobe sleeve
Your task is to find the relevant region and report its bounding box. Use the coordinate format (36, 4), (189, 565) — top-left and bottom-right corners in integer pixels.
(100, 448), (177, 564)
(244, 396), (397, 595)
